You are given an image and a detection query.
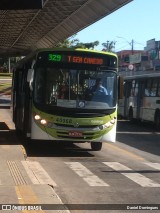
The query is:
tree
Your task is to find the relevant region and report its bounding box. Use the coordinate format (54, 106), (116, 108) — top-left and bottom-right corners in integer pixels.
(56, 35), (79, 48)
(0, 57), (21, 73)
(102, 41), (116, 52)
(76, 41), (99, 49)
(56, 35), (99, 49)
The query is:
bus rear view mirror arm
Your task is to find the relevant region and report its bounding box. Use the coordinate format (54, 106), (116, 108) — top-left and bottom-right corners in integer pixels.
(27, 68), (34, 90)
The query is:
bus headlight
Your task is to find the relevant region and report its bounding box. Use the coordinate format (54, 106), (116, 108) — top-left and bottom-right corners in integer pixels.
(34, 114), (48, 126)
(40, 119), (47, 125)
(34, 114), (41, 120)
(99, 117), (116, 130)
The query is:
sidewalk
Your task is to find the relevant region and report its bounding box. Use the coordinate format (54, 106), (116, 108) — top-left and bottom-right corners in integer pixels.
(0, 108), (70, 213)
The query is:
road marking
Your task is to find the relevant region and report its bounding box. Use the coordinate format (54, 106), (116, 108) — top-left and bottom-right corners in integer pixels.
(144, 162), (160, 170)
(103, 162), (160, 187)
(15, 185), (44, 213)
(21, 161), (57, 186)
(106, 143), (144, 160)
(117, 131), (160, 135)
(65, 162), (109, 186)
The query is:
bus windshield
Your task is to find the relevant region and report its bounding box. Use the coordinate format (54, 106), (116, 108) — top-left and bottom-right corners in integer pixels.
(33, 67), (117, 109)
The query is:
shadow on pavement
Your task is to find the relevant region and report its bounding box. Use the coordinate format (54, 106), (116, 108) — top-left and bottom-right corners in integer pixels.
(0, 122), (17, 144)
(0, 122), (10, 130)
(8, 127), (94, 158)
(23, 140), (94, 158)
(0, 125), (94, 157)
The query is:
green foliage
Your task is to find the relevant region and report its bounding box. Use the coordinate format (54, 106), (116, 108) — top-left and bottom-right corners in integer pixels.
(57, 35), (99, 50)
(0, 57), (20, 73)
(57, 35), (116, 53)
(0, 73), (12, 94)
(0, 73), (12, 78)
(102, 41), (116, 52)
(56, 35), (80, 48)
(75, 41), (99, 49)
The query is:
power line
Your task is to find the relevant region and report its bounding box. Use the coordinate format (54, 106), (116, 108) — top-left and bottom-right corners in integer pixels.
(116, 37), (145, 53)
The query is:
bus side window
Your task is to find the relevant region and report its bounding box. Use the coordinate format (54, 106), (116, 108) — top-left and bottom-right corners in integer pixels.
(134, 81), (138, 96)
(151, 79), (158, 97)
(127, 82), (132, 97)
(157, 80), (160, 96)
(144, 79), (158, 97)
(145, 79), (151, 97)
(130, 80), (136, 97)
(145, 89), (149, 96)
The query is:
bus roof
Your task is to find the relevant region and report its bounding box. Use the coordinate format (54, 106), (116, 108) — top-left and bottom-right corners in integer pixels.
(119, 70), (160, 80)
(32, 47), (117, 57)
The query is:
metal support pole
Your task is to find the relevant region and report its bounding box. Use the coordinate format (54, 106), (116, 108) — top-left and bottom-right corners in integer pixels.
(8, 57), (11, 73)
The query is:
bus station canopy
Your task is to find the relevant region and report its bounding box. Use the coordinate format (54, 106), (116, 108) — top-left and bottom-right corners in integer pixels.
(0, 0), (132, 57)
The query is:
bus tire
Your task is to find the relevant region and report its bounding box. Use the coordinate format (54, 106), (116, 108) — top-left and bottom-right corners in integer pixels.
(155, 111), (160, 131)
(15, 129), (23, 140)
(91, 142), (102, 151)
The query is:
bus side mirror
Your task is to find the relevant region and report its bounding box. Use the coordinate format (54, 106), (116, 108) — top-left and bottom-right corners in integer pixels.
(27, 68), (34, 90)
(118, 76), (124, 99)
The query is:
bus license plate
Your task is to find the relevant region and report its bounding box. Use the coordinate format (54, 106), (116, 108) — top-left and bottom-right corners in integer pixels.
(69, 131), (83, 137)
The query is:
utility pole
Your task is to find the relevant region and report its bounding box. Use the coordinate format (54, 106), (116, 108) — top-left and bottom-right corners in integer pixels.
(117, 36), (134, 53)
(131, 39), (134, 54)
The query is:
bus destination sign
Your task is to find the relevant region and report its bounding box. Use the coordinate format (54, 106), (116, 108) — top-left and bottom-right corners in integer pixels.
(48, 54), (104, 65)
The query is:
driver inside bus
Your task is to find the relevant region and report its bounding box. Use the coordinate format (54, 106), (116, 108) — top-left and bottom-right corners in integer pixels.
(86, 78), (108, 102)
(90, 78), (108, 95)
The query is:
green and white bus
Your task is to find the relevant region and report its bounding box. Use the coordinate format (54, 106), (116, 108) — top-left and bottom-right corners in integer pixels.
(12, 48), (118, 151)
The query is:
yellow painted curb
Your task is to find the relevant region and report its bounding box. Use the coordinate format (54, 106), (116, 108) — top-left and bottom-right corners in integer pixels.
(15, 185), (45, 213)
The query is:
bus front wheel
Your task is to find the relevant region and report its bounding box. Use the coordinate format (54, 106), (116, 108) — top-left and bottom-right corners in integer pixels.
(91, 142), (102, 151)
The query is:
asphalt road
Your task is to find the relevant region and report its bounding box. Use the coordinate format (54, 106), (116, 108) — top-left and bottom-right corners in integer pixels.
(0, 109), (160, 213)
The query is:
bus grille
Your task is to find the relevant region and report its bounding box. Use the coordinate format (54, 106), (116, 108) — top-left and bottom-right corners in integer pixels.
(55, 123), (99, 128)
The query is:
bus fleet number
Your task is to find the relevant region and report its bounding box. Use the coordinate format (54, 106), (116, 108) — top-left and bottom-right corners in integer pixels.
(56, 118), (72, 124)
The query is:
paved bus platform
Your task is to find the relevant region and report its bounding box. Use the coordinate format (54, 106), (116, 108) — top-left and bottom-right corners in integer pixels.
(0, 108), (70, 213)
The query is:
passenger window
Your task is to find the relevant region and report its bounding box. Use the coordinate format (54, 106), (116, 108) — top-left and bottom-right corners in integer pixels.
(157, 80), (160, 96)
(151, 79), (158, 97)
(144, 80), (152, 97)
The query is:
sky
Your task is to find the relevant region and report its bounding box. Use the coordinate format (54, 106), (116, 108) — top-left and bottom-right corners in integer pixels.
(76, 0), (159, 52)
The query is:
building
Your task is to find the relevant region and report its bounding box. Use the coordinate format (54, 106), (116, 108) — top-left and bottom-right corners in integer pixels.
(144, 38), (160, 70)
(117, 38), (160, 72)
(117, 50), (148, 71)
